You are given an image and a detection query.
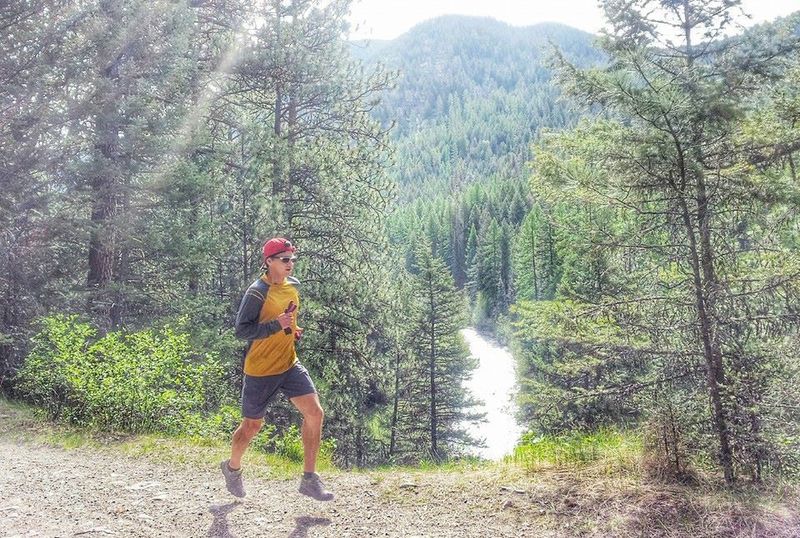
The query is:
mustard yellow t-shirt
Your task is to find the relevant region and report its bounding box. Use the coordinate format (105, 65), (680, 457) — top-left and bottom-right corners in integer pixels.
(234, 275), (300, 376)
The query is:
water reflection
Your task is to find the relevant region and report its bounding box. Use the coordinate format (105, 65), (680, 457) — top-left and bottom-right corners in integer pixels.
(461, 328), (523, 460)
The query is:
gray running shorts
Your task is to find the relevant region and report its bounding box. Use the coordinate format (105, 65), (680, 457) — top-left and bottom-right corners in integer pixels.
(241, 362), (316, 419)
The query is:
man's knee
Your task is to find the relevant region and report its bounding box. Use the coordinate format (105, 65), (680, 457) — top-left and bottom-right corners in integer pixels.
(239, 418), (263, 438)
(304, 403), (324, 424)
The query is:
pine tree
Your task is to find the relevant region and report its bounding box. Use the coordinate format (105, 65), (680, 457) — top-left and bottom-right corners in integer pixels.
(222, 0), (396, 464)
(513, 205), (559, 301)
(56, 0), (199, 329)
(521, 0), (800, 481)
(0, 0), (75, 380)
(470, 217), (503, 326)
(399, 243), (478, 461)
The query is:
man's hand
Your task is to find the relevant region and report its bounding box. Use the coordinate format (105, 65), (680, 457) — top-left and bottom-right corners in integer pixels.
(282, 301), (297, 334)
(294, 327), (304, 341)
(277, 311), (293, 330)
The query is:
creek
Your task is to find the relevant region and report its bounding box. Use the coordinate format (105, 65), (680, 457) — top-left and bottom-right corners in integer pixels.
(460, 328), (524, 460)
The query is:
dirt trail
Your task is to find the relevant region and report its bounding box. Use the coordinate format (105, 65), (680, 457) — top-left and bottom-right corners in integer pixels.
(0, 438), (541, 538)
(2, 403), (798, 538)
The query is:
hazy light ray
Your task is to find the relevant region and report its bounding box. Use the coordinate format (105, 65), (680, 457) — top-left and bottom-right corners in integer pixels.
(146, 8), (252, 187)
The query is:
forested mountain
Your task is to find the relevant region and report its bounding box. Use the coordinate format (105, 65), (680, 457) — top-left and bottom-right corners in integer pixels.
(350, 16), (602, 325)
(353, 16), (603, 197)
(353, 5), (800, 484)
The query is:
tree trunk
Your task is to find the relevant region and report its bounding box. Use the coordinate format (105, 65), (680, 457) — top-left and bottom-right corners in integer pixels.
(284, 92), (297, 226)
(529, 230), (538, 299)
(389, 341), (401, 457)
(356, 426), (364, 467)
(86, 154), (117, 330)
(272, 1), (285, 197)
(547, 221), (556, 289)
(451, 205), (466, 287)
(188, 199), (199, 293)
(678, 3), (734, 481)
(272, 83), (284, 196)
(0, 263), (17, 386)
(429, 283), (438, 460)
(87, 23), (126, 330)
(678, 197), (735, 483)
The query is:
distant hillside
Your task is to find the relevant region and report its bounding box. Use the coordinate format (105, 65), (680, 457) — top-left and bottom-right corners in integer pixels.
(350, 15), (604, 198)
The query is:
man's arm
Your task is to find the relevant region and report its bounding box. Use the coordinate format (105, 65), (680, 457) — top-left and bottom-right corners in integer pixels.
(234, 285), (282, 340)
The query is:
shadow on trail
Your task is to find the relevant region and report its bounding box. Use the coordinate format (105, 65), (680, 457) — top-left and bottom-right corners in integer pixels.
(208, 501), (241, 537)
(288, 516), (331, 537)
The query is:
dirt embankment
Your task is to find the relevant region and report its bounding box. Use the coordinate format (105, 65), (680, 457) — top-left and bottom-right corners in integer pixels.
(1, 406), (798, 537)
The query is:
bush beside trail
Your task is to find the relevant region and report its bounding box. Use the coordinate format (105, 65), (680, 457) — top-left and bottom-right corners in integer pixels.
(10, 315), (336, 466)
(14, 315), (228, 433)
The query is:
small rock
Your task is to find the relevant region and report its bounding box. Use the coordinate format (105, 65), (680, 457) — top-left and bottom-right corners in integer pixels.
(125, 481), (160, 491)
(73, 526), (115, 535)
(502, 500), (514, 510)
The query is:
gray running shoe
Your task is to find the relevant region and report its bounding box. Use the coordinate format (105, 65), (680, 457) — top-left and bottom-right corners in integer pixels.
(298, 473), (334, 501)
(220, 460), (245, 498)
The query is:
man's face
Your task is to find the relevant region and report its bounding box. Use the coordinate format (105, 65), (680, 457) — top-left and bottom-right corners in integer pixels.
(267, 250), (296, 279)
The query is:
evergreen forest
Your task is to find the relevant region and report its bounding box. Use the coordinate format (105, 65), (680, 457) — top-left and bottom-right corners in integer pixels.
(2, 0), (800, 485)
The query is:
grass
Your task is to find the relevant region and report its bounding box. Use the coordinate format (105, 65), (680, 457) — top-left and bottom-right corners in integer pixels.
(511, 428), (642, 474)
(0, 395), (331, 480)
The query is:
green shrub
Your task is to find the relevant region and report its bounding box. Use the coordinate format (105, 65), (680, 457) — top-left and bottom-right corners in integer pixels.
(269, 424), (305, 461)
(14, 315), (340, 466)
(259, 424), (337, 465)
(182, 404), (242, 441)
(14, 315), (229, 434)
(512, 428), (641, 470)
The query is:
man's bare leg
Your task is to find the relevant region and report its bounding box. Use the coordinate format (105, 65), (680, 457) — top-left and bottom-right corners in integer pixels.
(230, 417), (263, 469)
(291, 393), (333, 501)
(290, 393), (323, 472)
(220, 417), (263, 498)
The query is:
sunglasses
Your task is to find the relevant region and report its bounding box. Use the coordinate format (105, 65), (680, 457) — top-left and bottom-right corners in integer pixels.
(272, 256), (297, 264)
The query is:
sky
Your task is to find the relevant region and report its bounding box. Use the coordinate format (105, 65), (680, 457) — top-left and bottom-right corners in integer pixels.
(346, 0), (800, 40)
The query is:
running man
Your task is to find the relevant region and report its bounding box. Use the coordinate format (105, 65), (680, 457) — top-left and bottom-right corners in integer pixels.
(220, 237), (333, 501)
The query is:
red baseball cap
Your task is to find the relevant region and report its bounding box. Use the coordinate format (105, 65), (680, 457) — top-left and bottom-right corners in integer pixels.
(262, 237), (296, 260)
